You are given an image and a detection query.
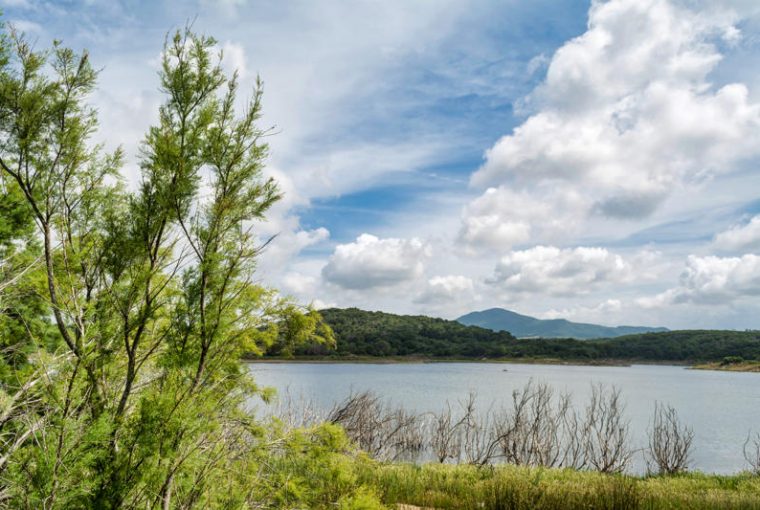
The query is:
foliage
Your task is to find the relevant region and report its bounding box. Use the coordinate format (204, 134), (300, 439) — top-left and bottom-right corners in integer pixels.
(0, 24), (334, 509)
(298, 307), (518, 357)
(298, 308), (760, 362)
(360, 463), (760, 510)
(246, 422), (385, 509)
(595, 330), (760, 362)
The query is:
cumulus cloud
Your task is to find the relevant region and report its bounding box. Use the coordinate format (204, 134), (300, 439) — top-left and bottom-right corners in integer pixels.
(458, 187), (585, 251)
(312, 298), (337, 310)
(291, 227), (330, 251)
(281, 272), (318, 296)
(322, 234), (431, 289)
(537, 299), (623, 323)
(258, 224), (329, 268)
(414, 275), (475, 304)
(221, 41), (248, 80)
(461, 0), (760, 252)
(254, 167), (331, 272)
(488, 246), (631, 297)
(638, 254), (760, 306)
(714, 215), (760, 252)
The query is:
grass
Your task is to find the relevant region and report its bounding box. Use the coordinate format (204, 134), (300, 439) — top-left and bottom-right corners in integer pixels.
(356, 463), (760, 510)
(692, 361), (760, 373)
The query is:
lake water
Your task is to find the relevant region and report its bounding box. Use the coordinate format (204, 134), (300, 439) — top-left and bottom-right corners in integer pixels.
(247, 362), (760, 474)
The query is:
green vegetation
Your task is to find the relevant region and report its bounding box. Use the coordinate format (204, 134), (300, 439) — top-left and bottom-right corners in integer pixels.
(281, 308), (519, 357)
(693, 359), (760, 372)
(359, 463), (760, 510)
(458, 307), (667, 339)
(278, 308), (760, 364)
(597, 330), (760, 362)
(0, 23), (376, 509)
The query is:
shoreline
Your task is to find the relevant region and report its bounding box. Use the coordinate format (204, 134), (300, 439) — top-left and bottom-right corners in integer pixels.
(245, 355), (694, 368)
(691, 361), (760, 373)
(247, 356), (760, 372)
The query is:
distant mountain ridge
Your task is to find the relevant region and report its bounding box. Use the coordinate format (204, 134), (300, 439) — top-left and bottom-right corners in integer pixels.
(457, 308), (667, 340)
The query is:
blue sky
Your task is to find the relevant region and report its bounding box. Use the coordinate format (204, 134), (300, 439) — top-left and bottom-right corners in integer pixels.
(9, 0), (760, 329)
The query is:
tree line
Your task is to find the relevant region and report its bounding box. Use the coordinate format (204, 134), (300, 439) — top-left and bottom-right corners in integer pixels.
(272, 308), (760, 362)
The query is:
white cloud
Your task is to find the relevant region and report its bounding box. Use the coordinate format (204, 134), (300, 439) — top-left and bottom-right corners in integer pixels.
(638, 254), (760, 306)
(254, 167), (330, 271)
(462, 0), (760, 254)
(291, 140), (451, 200)
(488, 245), (631, 297)
(414, 275), (475, 304)
(538, 299), (623, 323)
(322, 234), (431, 289)
(281, 272), (318, 296)
(458, 187), (585, 251)
(312, 298), (337, 310)
(1, 0), (32, 8)
(200, 0), (248, 17)
(714, 215), (760, 251)
(8, 19), (41, 34)
(221, 41), (247, 80)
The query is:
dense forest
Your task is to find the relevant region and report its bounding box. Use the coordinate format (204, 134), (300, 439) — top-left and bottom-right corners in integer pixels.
(268, 308), (760, 362)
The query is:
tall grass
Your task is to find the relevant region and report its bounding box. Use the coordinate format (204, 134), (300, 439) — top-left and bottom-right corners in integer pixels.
(358, 463), (760, 510)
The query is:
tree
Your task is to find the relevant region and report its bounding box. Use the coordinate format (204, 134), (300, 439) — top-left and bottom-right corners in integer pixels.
(646, 402), (694, 475)
(0, 24), (332, 508)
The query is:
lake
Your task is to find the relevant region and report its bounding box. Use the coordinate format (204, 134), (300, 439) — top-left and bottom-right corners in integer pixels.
(247, 362), (760, 474)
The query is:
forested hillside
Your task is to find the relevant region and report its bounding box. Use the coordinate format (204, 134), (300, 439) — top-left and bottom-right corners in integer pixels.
(270, 308), (519, 357)
(270, 308), (760, 362)
(595, 330), (760, 361)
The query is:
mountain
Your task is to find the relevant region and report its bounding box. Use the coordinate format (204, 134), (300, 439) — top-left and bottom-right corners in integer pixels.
(457, 308), (667, 340)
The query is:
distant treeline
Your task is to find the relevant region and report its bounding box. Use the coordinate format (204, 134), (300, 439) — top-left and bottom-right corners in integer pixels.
(265, 308), (760, 362)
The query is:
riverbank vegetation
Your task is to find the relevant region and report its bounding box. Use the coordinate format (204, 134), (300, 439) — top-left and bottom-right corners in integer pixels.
(361, 463), (760, 509)
(693, 357), (760, 372)
(265, 382), (760, 509)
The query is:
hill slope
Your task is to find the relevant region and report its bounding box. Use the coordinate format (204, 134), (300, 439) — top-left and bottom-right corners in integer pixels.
(291, 308), (519, 358)
(457, 308), (667, 339)
(269, 308), (760, 362)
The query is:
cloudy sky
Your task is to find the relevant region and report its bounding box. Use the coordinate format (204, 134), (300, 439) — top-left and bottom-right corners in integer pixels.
(11, 0), (760, 329)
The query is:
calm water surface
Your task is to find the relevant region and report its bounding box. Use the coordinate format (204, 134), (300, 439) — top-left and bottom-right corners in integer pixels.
(247, 362), (760, 474)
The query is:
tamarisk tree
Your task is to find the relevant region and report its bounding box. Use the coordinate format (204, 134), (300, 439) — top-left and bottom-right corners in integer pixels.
(0, 25), (331, 509)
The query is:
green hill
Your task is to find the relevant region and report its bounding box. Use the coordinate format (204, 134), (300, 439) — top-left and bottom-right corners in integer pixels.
(270, 308), (760, 363)
(457, 308), (667, 339)
(282, 307), (520, 358)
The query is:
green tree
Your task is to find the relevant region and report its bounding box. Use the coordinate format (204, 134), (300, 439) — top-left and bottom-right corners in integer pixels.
(0, 25), (335, 508)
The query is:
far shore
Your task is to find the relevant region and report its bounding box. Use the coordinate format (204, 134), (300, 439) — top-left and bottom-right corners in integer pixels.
(691, 361), (760, 373)
(246, 356), (760, 373)
(245, 355), (694, 368)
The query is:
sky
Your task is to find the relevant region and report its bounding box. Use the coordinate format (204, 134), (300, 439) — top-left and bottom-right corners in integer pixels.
(9, 0), (760, 329)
